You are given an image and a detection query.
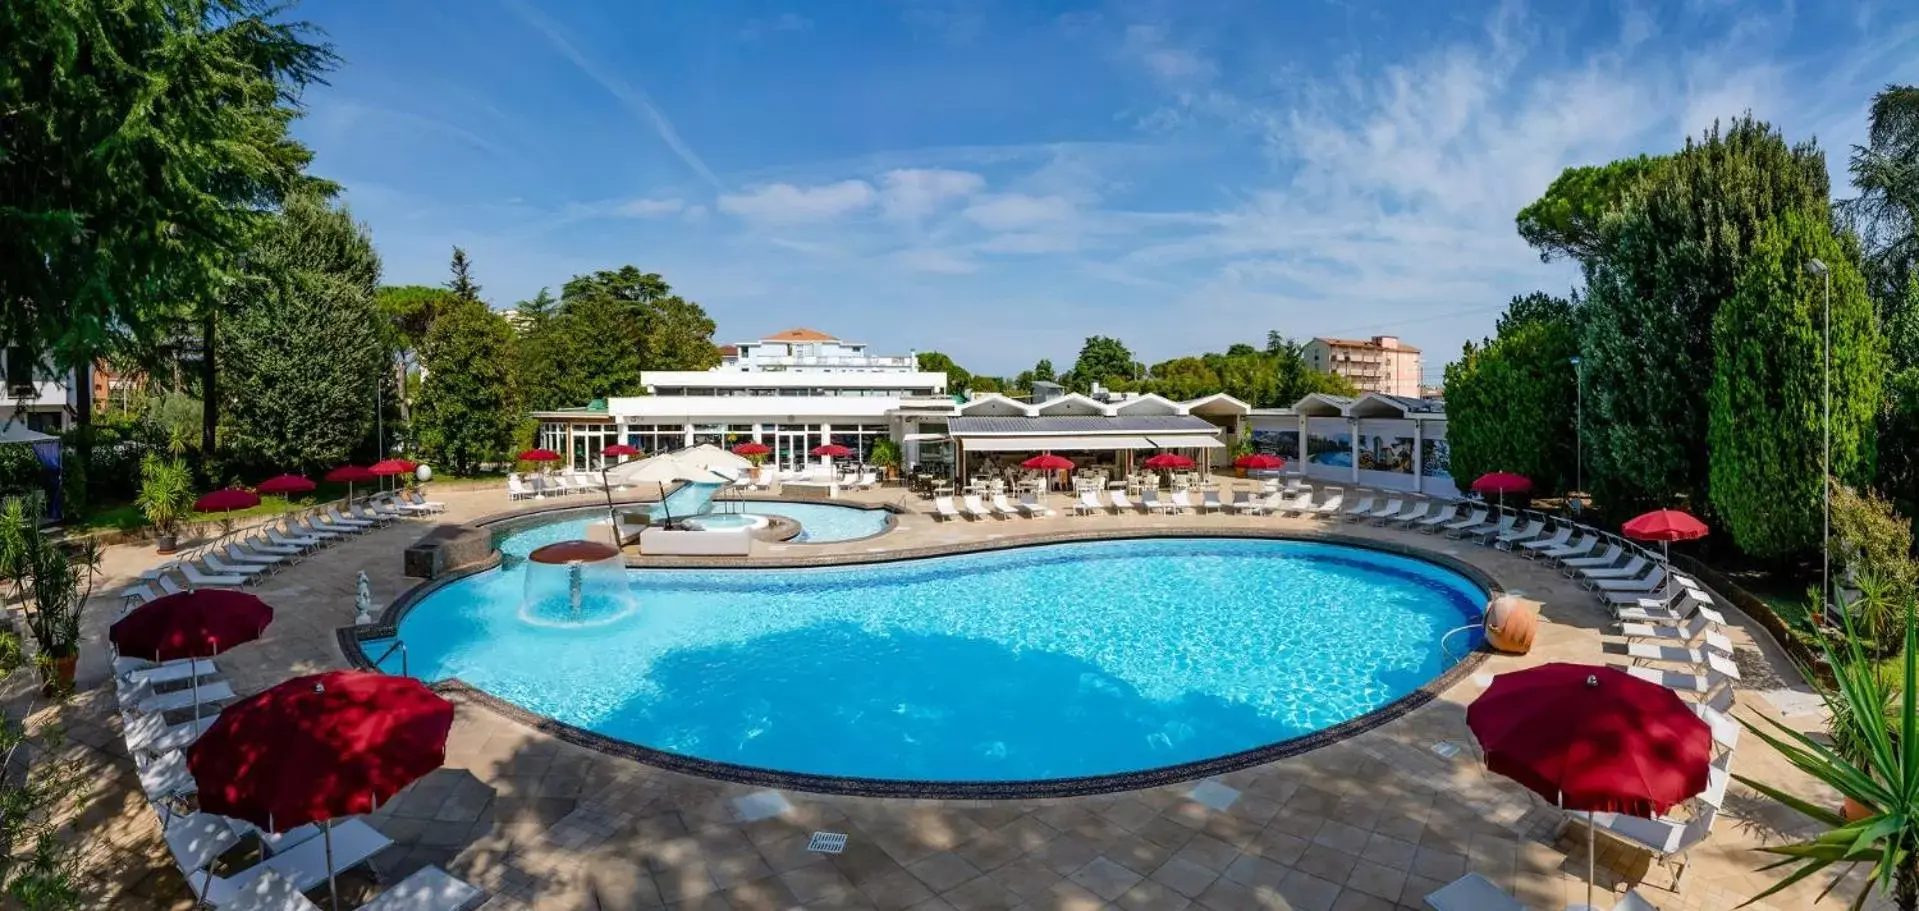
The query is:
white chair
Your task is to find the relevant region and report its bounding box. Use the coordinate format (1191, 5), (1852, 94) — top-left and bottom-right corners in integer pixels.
(199, 554), (270, 580)
(1618, 614), (1734, 656)
(1141, 489), (1172, 514)
(1358, 498), (1401, 522)
(1463, 513), (1516, 543)
(1423, 872), (1523, 911)
(1233, 492), (1274, 515)
(1618, 652), (1741, 694)
(406, 490), (447, 513)
(1615, 590), (1723, 624)
(961, 495), (994, 520)
(1169, 490), (1196, 514)
(1540, 533), (1601, 563)
(283, 518), (341, 542)
(1385, 501), (1428, 526)
(1018, 495), (1053, 518)
(223, 543), (287, 568)
(1303, 492), (1345, 517)
(178, 563), (250, 589)
(120, 678), (236, 716)
(507, 475), (533, 500)
(1562, 544), (1627, 573)
(1075, 491), (1102, 516)
(1413, 503), (1460, 531)
(116, 657), (218, 689)
(1439, 508), (1486, 536)
(174, 818), (393, 908)
(1586, 806), (1718, 890)
(1199, 490), (1222, 513)
(1519, 525), (1573, 556)
(1492, 518), (1544, 548)
(990, 494), (1023, 517)
(243, 536), (303, 558)
(1591, 566), (1668, 595)
(1341, 495), (1376, 520)
(322, 506), (375, 530)
(124, 710), (218, 757)
(1578, 555), (1651, 584)
(932, 496), (961, 521)
(1109, 490), (1136, 512)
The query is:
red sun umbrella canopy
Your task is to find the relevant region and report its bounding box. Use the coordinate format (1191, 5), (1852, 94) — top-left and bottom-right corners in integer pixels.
(518, 448), (561, 463)
(109, 590), (274, 662)
(194, 488), (260, 513)
(255, 474), (316, 496)
(730, 442), (771, 456)
(368, 458), (417, 476)
(1022, 454), (1075, 471)
(1471, 472), (1534, 496)
(1467, 663), (1711, 816)
(1235, 453), (1286, 470)
(1143, 453), (1197, 470)
(324, 465), (376, 484)
(811, 444), (853, 458)
(601, 444), (641, 458)
(1623, 509), (1710, 543)
(188, 670), (455, 832)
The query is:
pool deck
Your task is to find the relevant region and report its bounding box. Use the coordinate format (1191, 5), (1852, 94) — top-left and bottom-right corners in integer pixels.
(26, 481), (1880, 910)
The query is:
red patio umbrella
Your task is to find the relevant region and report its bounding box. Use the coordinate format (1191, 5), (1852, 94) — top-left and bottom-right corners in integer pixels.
(730, 442), (771, 456)
(1470, 471), (1533, 509)
(1468, 663), (1711, 908)
(1235, 453), (1286, 471)
(368, 458), (415, 476)
(255, 474), (316, 497)
(1623, 509), (1710, 563)
(194, 488), (260, 514)
(1022, 454), (1075, 471)
(601, 443), (641, 460)
(110, 589), (274, 722)
(324, 465), (376, 502)
(811, 443), (853, 458)
(518, 448), (561, 463)
(1143, 452), (1196, 470)
(189, 670), (455, 910)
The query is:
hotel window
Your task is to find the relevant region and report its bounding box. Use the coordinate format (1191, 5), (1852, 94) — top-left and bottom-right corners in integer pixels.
(624, 423), (684, 454)
(537, 422), (566, 455)
(829, 423), (890, 464)
(570, 423), (617, 470)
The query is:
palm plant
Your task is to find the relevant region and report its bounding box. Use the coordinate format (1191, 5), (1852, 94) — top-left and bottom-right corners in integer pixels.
(0, 499), (99, 694)
(134, 453), (193, 551)
(1736, 600), (1919, 908)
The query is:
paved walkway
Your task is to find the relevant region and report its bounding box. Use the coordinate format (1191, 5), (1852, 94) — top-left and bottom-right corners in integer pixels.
(18, 480), (1887, 910)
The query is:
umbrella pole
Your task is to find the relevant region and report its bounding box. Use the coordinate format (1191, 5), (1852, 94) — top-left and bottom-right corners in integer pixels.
(1587, 809), (1596, 910)
(326, 818), (339, 911)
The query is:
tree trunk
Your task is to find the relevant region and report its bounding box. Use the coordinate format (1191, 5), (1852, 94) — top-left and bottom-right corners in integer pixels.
(200, 308), (217, 473)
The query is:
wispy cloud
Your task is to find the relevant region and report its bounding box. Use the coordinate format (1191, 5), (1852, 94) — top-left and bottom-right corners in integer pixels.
(719, 181), (877, 224)
(962, 194), (1076, 231)
(878, 169), (985, 219)
(502, 0), (725, 191)
(617, 197), (687, 218)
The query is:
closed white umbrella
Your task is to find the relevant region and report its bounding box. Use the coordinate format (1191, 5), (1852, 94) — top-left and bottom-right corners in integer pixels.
(605, 453), (731, 524)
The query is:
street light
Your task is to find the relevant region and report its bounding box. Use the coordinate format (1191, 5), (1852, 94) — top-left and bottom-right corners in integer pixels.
(1569, 356), (1583, 496)
(1808, 257), (1831, 616)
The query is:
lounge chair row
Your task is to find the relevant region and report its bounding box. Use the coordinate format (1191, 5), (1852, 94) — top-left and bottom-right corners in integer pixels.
(121, 493), (444, 605)
(507, 470), (607, 499)
(932, 493), (1056, 520)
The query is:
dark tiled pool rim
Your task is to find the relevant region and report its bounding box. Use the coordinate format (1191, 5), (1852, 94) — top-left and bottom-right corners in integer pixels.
(342, 527), (1501, 800)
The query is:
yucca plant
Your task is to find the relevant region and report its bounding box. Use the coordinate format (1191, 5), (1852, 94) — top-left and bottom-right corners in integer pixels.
(1736, 600), (1919, 908)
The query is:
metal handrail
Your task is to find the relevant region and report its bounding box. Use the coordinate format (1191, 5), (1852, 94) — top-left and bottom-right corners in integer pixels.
(371, 639), (409, 677)
(1439, 624), (1482, 664)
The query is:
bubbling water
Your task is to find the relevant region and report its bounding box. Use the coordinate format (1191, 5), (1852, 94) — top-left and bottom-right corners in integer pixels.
(520, 541), (638, 626)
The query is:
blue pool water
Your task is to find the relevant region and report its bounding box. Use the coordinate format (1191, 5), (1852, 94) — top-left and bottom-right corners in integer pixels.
(395, 536), (1485, 782)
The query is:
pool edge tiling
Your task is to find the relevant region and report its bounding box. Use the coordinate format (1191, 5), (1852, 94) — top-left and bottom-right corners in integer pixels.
(349, 530), (1501, 800)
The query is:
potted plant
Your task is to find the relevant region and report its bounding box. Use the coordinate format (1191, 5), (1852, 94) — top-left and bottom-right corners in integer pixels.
(135, 453), (193, 553)
(1230, 438), (1255, 477)
(0, 497), (99, 695)
(869, 438), (901, 483)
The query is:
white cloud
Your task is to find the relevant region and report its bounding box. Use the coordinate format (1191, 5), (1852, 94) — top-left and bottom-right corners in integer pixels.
(1123, 24), (1216, 82)
(879, 168), (986, 219)
(617, 197), (685, 217)
(719, 180), (876, 224)
(963, 194), (1076, 231)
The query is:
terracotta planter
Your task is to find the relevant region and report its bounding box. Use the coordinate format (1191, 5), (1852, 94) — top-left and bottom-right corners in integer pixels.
(1843, 797), (1874, 822)
(38, 653), (76, 697)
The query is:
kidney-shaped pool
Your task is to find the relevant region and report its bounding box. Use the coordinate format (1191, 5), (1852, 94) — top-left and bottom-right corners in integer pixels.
(385, 536), (1486, 789)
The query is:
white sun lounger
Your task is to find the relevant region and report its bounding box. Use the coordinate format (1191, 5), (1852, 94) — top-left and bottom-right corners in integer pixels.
(1275, 492), (1318, 516)
(1439, 508), (1486, 536)
(932, 496), (961, 521)
(1463, 513), (1516, 542)
(1109, 490), (1136, 512)
(200, 554), (270, 580)
(1386, 502), (1430, 526)
(990, 494), (1023, 517)
(178, 563), (250, 589)
(154, 573), (188, 596)
(117, 657), (219, 689)
(322, 507), (374, 530)
(1518, 526), (1573, 555)
(1018, 495), (1054, 517)
(1140, 489), (1171, 514)
(176, 817), (393, 908)
(121, 582), (160, 609)
(1341, 496), (1376, 521)
(1580, 555), (1650, 582)
(138, 750), (196, 802)
(507, 475), (534, 499)
(353, 501), (398, 523)
(284, 518), (341, 541)
(243, 536), (303, 557)
(1199, 490), (1222, 513)
(1562, 544), (1626, 572)
(1591, 567), (1667, 595)
(359, 864), (488, 911)
(1359, 498), (1402, 522)
(1232, 492), (1272, 515)
(223, 544), (286, 567)
(1423, 872), (1524, 911)
(1615, 590), (1722, 624)
(1303, 492), (1344, 517)
(1170, 490), (1196, 513)
(1411, 503), (1458, 531)
(1585, 806), (1717, 890)
(1075, 491), (1102, 515)
(1620, 615), (1733, 656)
(1540, 533), (1600, 563)
(1493, 518), (1544, 548)
(121, 679), (236, 716)
(962, 494), (994, 519)
(1619, 652), (1741, 693)
(124, 710), (219, 756)
(405, 490), (448, 513)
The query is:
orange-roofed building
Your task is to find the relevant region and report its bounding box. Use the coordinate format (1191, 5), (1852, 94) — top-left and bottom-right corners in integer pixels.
(1302, 335), (1423, 397)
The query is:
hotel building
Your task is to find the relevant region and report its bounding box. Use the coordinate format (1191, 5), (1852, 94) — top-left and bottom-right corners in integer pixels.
(1301, 335), (1423, 397)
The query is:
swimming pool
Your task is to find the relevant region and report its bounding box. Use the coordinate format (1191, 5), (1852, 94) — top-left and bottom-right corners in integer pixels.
(390, 537), (1486, 787)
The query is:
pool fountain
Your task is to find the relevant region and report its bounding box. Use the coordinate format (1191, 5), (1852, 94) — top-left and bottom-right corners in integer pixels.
(520, 540), (638, 626)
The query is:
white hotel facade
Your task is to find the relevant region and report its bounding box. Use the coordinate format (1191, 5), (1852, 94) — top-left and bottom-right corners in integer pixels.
(531, 328), (957, 474)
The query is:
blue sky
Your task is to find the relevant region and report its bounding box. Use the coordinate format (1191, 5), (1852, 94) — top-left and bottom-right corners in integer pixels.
(295, 0), (1919, 381)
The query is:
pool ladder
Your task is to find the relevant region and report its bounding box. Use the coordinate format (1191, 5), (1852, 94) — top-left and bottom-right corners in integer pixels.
(370, 638), (410, 677)
(1439, 624), (1483, 664)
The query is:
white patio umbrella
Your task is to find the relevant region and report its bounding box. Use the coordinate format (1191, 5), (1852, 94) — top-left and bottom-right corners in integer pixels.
(605, 452), (732, 525)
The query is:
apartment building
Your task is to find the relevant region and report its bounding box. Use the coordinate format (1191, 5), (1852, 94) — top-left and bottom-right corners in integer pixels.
(1302, 335), (1423, 397)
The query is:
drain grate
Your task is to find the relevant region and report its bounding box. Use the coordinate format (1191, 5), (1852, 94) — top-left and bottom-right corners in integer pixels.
(807, 832), (849, 854)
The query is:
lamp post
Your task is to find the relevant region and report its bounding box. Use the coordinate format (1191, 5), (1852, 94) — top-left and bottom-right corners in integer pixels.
(1569, 356), (1583, 496)
(1808, 257), (1831, 615)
